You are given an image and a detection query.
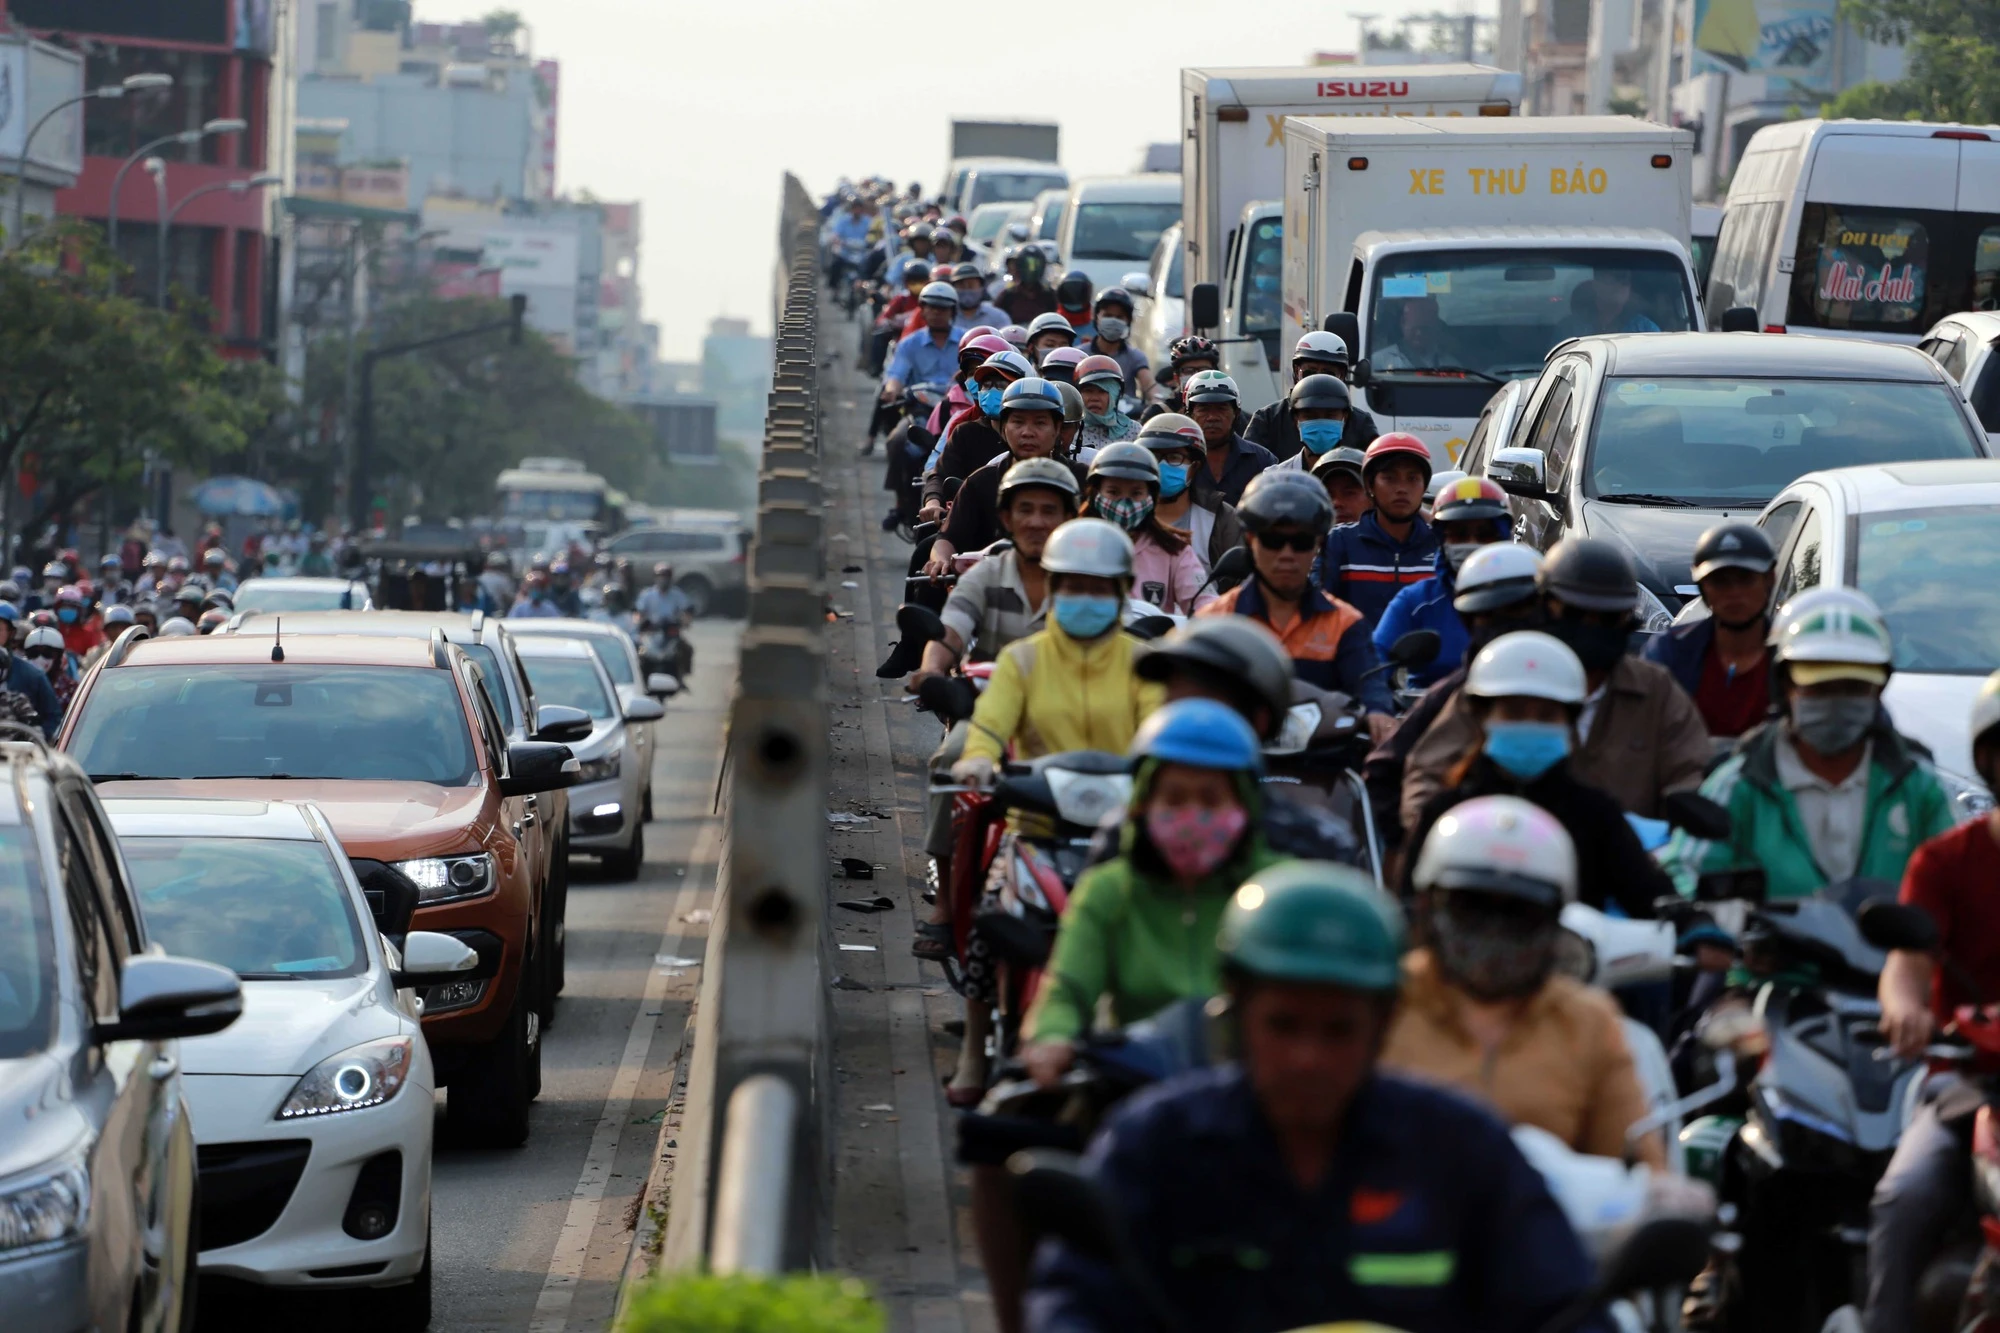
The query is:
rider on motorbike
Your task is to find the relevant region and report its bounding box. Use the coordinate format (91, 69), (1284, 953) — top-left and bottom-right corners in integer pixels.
(1000, 247), (1060, 325)
(1265, 373), (1372, 478)
(635, 563), (693, 678)
(921, 348), (1035, 520)
(1184, 371), (1276, 507)
(1075, 355), (1139, 451)
(1372, 476), (1514, 688)
(1309, 444), (1370, 526)
(1137, 414), (1245, 576)
(1642, 523), (1780, 740)
(951, 260), (1009, 330)
(881, 281), (963, 405)
(1139, 335), (1222, 423)
(1083, 442), (1212, 616)
(1023, 311), (1077, 366)
(1314, 433), (1438, 634)
(1246, 329), (1381, 461)
(928, 377), (1085, 571)
(1025, 861), (1604, 1333)
(1077, 288), (1152, 400)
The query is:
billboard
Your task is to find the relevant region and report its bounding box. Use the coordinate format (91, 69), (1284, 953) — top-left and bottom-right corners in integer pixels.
(0, 38), (85, 182)
(1691, 0), (1838, 91)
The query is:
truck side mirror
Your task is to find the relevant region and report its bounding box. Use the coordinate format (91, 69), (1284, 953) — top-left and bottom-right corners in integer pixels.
(1322, 312), (1361, 363)
(1720, 306), (1760, 333)
(1190, 282), (1220, 331)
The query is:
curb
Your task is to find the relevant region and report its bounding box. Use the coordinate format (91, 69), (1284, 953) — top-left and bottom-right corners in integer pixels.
(610, 999), (700, 1329)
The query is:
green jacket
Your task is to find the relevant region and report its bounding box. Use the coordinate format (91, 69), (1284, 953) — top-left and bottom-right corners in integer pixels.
(1662, 720), (1956, 902)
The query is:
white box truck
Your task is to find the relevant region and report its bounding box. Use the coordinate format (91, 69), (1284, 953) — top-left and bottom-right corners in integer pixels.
(1281, 115), (1698, 466)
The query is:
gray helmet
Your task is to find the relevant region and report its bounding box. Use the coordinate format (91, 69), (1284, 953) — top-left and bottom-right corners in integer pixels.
(1027, 311), (1076, 340)
(918, 280), (958, 309)
(1041, 518), (1135, 579)
(1238, 470), (1335, 537)
(997, 457), (1081, 507)
(1086, 440), (1160, 487)
(1137, 616), (1295, 738)
(1537, 537), (1638, 614)
(1053, 379), (1084, 425)
(1309, 445), (1367, 485)
(1136, 413), (1207, 455)
(1290, 373), (1351, 412)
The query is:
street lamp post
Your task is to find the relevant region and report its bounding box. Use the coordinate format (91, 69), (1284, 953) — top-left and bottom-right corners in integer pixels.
(156, 172), (282, 309)
(7, 72), (173, 249)
(105, 116), (246, 294)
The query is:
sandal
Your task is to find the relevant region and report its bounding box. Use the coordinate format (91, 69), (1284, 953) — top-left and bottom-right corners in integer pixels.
(945, 1083), (985, 1109)
(911, 920), (953, 961)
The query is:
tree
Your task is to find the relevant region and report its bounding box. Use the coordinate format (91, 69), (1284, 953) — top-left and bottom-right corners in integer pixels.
(1831, 0), (2000, 123)
(481, 8), (525, 40)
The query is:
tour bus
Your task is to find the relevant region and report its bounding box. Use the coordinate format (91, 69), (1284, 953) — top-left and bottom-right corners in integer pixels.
(1703, 118), (2000, 342)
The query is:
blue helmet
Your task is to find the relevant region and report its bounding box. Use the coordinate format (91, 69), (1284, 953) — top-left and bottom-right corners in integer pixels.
(1129, 698), (1264, 774)
(0, 602), (19, 623)
(998, 376), (1065, 418)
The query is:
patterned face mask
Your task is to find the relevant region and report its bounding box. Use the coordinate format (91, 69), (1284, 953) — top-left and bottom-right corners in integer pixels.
(1095, 495), (1155, 532)
(1144, 803), (1248, 879)
(1429, 896), (1559, 1000)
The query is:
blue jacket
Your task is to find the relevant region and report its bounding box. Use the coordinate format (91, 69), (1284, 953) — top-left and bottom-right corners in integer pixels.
(1316, 511), (1440, 634)
(1027, 1065), (1602, 1333)
(1641, 615), (1714, 699)
(6, 653), (61, 739)
(1373, 521), (1514, 688)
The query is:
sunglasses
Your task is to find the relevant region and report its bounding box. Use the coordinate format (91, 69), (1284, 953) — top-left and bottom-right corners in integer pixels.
(1253, 531), (1321, 554)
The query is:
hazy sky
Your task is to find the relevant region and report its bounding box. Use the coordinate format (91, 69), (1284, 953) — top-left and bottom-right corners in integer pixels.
(421, 0), (1452, 359)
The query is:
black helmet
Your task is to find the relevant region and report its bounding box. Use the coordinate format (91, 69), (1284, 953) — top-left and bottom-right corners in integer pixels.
(1167, 334), (1219, 369)
(1537, 537), (1638, 614)
(1238, 471), (1335, 537)
(1289, 373), (1351, 412)
(1094, 286), (1135, 316)
(1136, 617), (1296, 739)
(1690, 522), (1776, 583)
(950, 261), (984, 284)
(1057, 270), (1093, 310)
(902, 259), (933, 285)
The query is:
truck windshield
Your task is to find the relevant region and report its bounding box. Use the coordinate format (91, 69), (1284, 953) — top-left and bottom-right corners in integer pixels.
(1072, 202), (1182, 262)
(1240, 217), (1283, 335)
(0, 826), (54, 1059)
(968, 173), (1064, 209)
(1367, 248), (1696, 382)
(501, 487), (604, 522)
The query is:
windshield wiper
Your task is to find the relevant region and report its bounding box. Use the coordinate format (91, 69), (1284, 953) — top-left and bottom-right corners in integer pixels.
(236, 972), (301, 981)
(88, 772), (172, 782)
(1594, 493), (1701, 508)
(1374, 364), (1505, 385)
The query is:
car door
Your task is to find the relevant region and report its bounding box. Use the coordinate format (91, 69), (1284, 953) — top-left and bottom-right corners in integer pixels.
(1512, 361), (1583, 551)
(1768, 493), (1828, 610)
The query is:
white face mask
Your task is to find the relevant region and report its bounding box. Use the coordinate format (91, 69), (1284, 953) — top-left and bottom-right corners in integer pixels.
(1096, 316), (1130, 342)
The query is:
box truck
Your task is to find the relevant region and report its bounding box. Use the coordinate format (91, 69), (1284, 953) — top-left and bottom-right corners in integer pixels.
(1279, 115), (1698, 466)
(942, 120), (1063, 212)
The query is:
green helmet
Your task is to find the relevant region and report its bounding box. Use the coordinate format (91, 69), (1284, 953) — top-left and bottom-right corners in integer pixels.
(1216, 861), (1406, 991)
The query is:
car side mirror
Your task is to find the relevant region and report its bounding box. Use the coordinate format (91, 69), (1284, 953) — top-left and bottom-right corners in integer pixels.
(535, 703), (593, 744)
(647, 672), (681, 698)
(1349, 358), (1373, 389)
(1858, 900), (1940, 953)
(1720, 306), (1760, 333)
(1121, 271), (1152, 299)
(393, 930), (481, 989)
(96, 955), (242, 1044)
(502, 741), (578, 796)
(1322, 311), (1361, 363)
(1488, 447), (1550, 500)
(624, 695), (666, 722)
(1189, 281), (1220, 331)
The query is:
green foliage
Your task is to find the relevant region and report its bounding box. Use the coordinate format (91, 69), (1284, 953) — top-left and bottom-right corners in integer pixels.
(1836, 0), (2000, 123)
(1822, 79), (1926, 119)
(482, 8), (525, 39)
(621, 1273), (884, 1333)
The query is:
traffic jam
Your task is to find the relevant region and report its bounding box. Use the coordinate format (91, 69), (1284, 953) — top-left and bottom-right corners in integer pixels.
(838, 69), (2000, 1333)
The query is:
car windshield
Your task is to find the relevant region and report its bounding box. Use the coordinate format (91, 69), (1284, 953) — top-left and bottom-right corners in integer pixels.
(968, 207), (1015, 242)
(124, 836), (365, 981)
(460, 644), (517, 732)
(582, 635), (635, 685)
(522, 656), (614, 720)
(0, 826), (54, 1059)
(1851, 506), (2000, 674)
(1367, 248), (1696, 381)
(1071, 202), (1181, 262)
(967, 172), (1063, 209)
(233, 582), (360, 613)
(1589, 378), (1981, 504)
(69, 665), (478, 784)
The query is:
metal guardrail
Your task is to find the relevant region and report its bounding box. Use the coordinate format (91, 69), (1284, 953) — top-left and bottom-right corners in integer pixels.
(659, 173), (831, 1275)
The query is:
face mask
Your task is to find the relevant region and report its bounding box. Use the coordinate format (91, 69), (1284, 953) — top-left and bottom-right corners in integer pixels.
(1086, 409), (1121, 428)
(56, 607), (77, 624)
(1145, 803), (1248, 879)
(1442, 543), (1483, 576)
(1547, 617), (1629, 672)
(976, 386), (1005, 416)
(1157, 463), (1191, 499)
(1095, 495), (1154, 532)
(1792, 694), (1876, 755)
(30, 654), (55, 675)
(1096, 317), (1130, 342)
(1052, 592), (1121, 640)
(957, 288), (983, 311)
(1298, 419), (1344, 454)
(1483, 720), (1571, 782)
(1431, 899), (1559, 1001)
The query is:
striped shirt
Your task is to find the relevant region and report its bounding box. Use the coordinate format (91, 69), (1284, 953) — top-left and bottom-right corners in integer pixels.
(1314, 510), (1439, 633)
(940, 547), (1045, 662)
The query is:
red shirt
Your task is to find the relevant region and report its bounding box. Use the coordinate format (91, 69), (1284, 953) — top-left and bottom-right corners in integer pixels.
(1693, 647), (1769, 738)
(1901, 819), (2000, 1023)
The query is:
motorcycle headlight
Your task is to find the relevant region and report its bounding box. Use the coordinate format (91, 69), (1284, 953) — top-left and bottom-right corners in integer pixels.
(1634, 583), (1676, 635)
(1045, 769), (1130, 829)
(392, 852), (496, 906)
(0, 1157), (88, 1254)
(575, 746), (622, 784)
(277, 1036), (415, 1120)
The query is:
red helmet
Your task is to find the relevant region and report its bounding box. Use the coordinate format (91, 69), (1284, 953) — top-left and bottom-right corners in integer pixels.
(1075, 353), (1127, 390)
(1429, 475), (1510, 524)
(958, 333), (1012, 366)
(960, 325), (998, 344)
(1362, 432), (1434, 486)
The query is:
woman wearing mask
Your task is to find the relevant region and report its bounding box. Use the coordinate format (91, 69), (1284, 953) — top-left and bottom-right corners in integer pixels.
(1074, 354), (1139, 450)
(1401, 630), (1672, 917)
(1082, 443), (1213, 616)
(1134, 414), (1245, 576)
(21, 625), (80, 710)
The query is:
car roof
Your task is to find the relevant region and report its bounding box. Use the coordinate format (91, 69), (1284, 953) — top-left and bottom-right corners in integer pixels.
(101, 796), (321, 840)
(235, 577), (364, 590)
(115, 633), (443, 668)
(1933, 311), (2000, 341)
(1591, 332), (1949, 381)
(501, 617), (627, 639)
(1791, 459), (2000, 509)
(510, 635), (596, 659)
(227, 609), (500, 645)
(1069, 174), (1180, 201)
(953, 157), (1065, 172)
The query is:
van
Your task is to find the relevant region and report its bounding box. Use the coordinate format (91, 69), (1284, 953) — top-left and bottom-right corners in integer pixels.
(1704, 118), (2000, 342)
(1692, 202), (1723, 296)
(947, 158), (1069, 217)
(1057, 175), (1183, 293)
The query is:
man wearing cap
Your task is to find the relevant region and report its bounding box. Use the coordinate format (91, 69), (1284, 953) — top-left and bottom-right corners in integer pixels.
(926, 379), (1088, 573)
(1643, 523), (1778, 739)
(1248, 331), (1381, 461)
(882, 281), (964, 403)
(1310, 447), (1370, 526)
(1314, 433), (1440, 633)
(1184, 371), (1277, 506)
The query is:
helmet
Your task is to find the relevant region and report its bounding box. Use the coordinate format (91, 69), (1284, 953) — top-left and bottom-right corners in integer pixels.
(1238, 470), (1335, 536)
(1538, 538), (1638, 614)
(485, 551), (509, 570)
(902, 259), (933, 286)
(204, 588), (235, 612)
(1130, 698), (1264, 774)
(998, 324), (1031, 349)
(917, 279), (958, 308)
(997, 457), (1082, 507)
(1167, 334), (1220, 369)
(98, 554), (120, 570)
(172, 584), (203, 606)
(998, 377), (1065, 418)
(22, 626), (63, 654)
(142, 552), (165, 570)
(961, 324), (998, 344)
(1769, 587), (1894, 684)
(550, 559), (571, 577)
(1181, 369), (1240, 405)
(202, 548), (226, 566)
(1289, 373), (1351, 412)
(1691, 523), (1777, 582)
(1292, 329), (1353, 368)
(1075, 353), (1127, 391)
(1056, 270), (1093, 309)
(1216, 862), (1406, 991)
(1430, 476), (1510, 525)
(102, 604), (135, 627)
(1136, 617), (1294, 738)
(1453, 544), (1544, 614)
(1053, 380), (1085, 425)
(1094, 286), (1135, 315)
(0, 603), (20, 625)
(1136, 413), (1206, 454)
(166, 555), (190, 574)
(1411, 795), (1577, 907)
(960, 333), (1012, 365)
(978, 348), (1035, 382)
(196, 609), (228, 633)
(53, 586), (83, 606)
(1973, 672), (2000, 753)
(950, 261), (984, 284)
(40, 562), (63, 580)
(1027, 311), (1075, 341)
(1424, 469), (1467, 503)
(26, 610), (54, 628)
(1362, 433), (1435, 486)
(1040, 517), (1135, 579)
(1086, 440), (1159, 487)
(1039, 347), (1087, 383)
(1309, 446), (1368, 485)
(157, 617), (196, 637)
(1465, 630), (1588, 706)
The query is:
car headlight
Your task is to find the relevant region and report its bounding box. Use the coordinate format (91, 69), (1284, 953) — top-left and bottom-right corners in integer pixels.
(277, 1036), (415, 1120)
(1634, 582), (1675, 635)
(575, 746), (622, 784)
(0, 1158), (88, 1254)
(392, 852), (496, 905)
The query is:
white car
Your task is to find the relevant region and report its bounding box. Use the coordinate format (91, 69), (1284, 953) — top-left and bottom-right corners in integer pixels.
(231, 577), (374, 613)
(1130, 221), (1187, 372)
(103, 796), (482, 1328)
(1056, 175), (1182, 293)
(499, 616), (675, 810)
(602, 510), (746, 615)
(510, 636), (663, 879)
(1919, 311), (2000, 446)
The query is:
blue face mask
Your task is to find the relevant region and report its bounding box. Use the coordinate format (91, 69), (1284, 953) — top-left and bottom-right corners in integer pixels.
(1298, 419), (1345, 454)
(1052, 593), (1121, 640)
(1483, 721), (1571, 782)
(977, 386), (1005, 417)
(57, 607), (78, 624)
(1157, 462), (1190, 499)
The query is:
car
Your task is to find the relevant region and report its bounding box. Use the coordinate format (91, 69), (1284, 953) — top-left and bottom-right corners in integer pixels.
(965, 201), (1032, 260)
(509, 637), (662, 879)
(103, 796), (478, 1327)
(1455, 377), (1531, 475)
(1028, 186), (1068, 243)
(946, 157), (1069, 216)
(1130, 221), (1187, 373)
(230, 577), (374, 614)
(1055, 175), (1182, 293)
(0, 736), (240, 1333)
(1918, 310), (2000, 443)
(60, 630), (578, 1147)
(1481, 331), (1992, 621)
(601, 509), (746, 615)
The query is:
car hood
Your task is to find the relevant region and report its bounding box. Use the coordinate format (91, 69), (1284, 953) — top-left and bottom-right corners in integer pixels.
(92, 779), (491, 860)
(0, 1054), (91, 1179)
(180, 973), (400, 1076)
(1885, 672), (1986, 792)
(1581, 500), (1765, 600)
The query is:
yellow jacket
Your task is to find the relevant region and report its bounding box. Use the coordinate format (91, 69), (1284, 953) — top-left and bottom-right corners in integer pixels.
(962, 623), (1165, 764)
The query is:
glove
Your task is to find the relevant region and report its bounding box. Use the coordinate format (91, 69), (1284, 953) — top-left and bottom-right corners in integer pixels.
(950, 755), (996, 790)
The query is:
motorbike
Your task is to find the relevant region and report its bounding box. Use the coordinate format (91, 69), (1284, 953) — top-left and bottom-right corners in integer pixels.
(637, 619), (691, 682)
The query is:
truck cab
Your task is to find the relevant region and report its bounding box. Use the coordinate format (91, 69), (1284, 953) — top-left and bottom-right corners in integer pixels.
(1203, 201), (1287, 412)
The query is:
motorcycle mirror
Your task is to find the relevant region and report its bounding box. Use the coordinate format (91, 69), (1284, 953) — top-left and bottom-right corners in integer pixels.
(1008, 1150), (1119, 1259)
(941, 475), (964, 502)
(1593, 1217), (1712, 1302)
(1661, 789), (1733, 842)
(1387, 628), (1441, 668)
(1857, 899), (1940, 953)
(916, 673), (977, 723)
(1208, 545), (1254, 593)
(1127, 614), (1178, 641)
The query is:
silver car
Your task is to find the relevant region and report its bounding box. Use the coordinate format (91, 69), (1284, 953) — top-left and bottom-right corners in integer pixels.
(511, 638), (663, 879)
(500, 617), (676, 818)
(0, 738), (242, 1332)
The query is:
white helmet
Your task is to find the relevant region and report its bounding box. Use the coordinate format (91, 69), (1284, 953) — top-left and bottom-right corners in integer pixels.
(22, 626), (63, 653)
(1770, 586), (1893, 685)
(1292, 329), (1352, 366)
(1972, 672), (2000, 752)
(1453, 544), (1543, 615)
(1424, 469), (1467, 503)
(1465, 630), (1587, 706)
(1412, 794), (1577, 906)
(1040, 517), (1134, 580)
(157, 616), (197, 637)
(918, 280), (958, 308)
